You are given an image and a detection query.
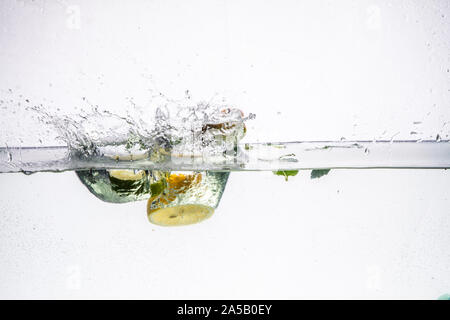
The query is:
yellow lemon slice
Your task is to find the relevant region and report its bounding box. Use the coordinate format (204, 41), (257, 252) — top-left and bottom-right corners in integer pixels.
(147, 204), (214, 226)
(109, 169), (145, 181)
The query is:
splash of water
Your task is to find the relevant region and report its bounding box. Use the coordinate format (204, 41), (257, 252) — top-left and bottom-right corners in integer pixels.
(29, 94), (255, 160)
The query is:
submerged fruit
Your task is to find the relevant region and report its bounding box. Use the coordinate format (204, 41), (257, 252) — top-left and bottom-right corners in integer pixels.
(147, 204), (214, 226)
(146, 171), (229, 226)
(76, 169), (150, 203)
(75, 106), (243, 222)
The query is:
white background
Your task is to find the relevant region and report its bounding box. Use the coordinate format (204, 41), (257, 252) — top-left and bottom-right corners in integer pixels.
(0, 0), (449, 299)
(1, 0), (449, 145)
(0, 169), (449, 299)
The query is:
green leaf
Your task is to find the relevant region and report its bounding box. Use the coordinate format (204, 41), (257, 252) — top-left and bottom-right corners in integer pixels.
(273, 170), (299, 181)
(310, 169), (331, 179)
